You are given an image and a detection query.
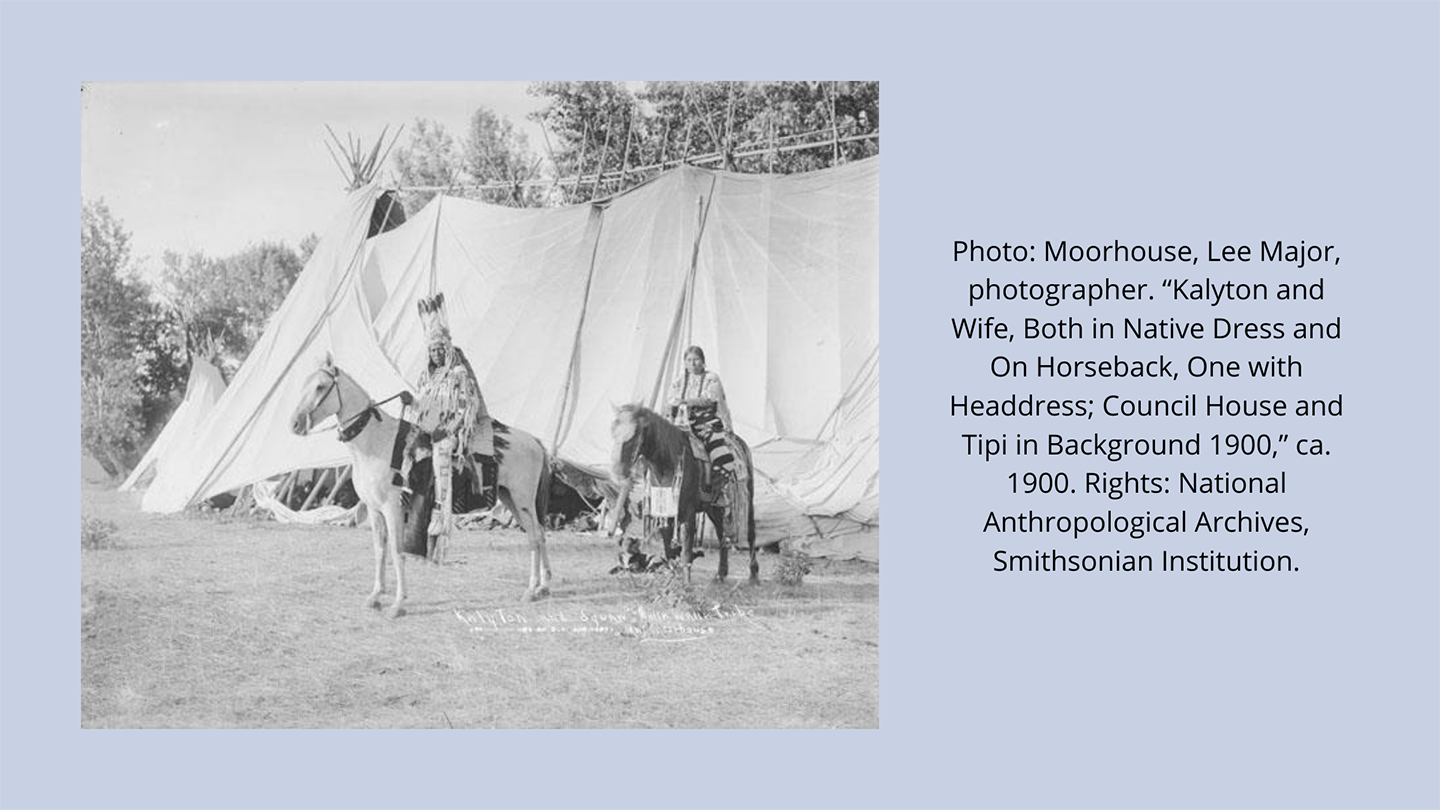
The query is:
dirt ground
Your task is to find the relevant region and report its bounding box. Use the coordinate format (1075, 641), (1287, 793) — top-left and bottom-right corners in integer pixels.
(81, 481), (879, 728)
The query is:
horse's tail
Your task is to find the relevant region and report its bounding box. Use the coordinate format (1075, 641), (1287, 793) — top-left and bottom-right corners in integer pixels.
(740, 436), (758, 546)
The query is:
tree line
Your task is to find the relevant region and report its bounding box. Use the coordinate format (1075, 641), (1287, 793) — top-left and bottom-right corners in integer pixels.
(393, 80), (878, 210)
(80, 200), (315, 478)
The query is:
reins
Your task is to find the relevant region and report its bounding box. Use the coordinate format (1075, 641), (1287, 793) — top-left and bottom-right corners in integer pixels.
(301, 367), (411, 443)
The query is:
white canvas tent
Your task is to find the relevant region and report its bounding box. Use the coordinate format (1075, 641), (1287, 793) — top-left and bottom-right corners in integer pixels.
(120, 356), (226, 492)
(144, 158), (879, 560)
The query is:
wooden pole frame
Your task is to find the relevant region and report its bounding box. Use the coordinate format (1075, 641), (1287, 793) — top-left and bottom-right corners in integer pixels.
(588, 124), (613, 202)
(399, 131), (879, 195)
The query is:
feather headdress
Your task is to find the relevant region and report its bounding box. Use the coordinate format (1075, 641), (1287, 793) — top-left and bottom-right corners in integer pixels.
(418, 293), (451, 350)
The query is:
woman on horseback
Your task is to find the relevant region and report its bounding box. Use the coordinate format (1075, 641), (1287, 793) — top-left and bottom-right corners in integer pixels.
(666, 345), (735, 478)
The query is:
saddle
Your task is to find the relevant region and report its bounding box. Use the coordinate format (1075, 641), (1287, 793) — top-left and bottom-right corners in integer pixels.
(469, 415), (495, 458)
(673, 403), (738, 492)
(394, 417), (495, 489)
(684, 430), (745, 508)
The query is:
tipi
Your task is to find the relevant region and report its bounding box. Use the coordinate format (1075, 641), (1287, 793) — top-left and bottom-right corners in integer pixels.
(119, 354), (227, 492)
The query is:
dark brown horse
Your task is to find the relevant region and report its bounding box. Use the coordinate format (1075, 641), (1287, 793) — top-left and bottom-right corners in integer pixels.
(607, 404), (758, 583)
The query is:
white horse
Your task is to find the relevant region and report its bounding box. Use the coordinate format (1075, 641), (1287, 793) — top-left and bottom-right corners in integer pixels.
(289, 357), (553, 617)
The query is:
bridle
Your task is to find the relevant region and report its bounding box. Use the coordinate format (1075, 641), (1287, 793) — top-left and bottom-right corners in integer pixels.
(298, 366), (383, 443)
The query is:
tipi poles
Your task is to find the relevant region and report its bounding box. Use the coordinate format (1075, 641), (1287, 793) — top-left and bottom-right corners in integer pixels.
(648, 175), (718, 410)
(299, 467), (334, 511)
(549, 204), (608, 453)
(324, 465), (353, 506)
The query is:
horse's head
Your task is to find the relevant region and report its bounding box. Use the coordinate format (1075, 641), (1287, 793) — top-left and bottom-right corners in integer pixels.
(602, 404), (648, 536)
(290, 356), (343, 436)
(609, 404), (645, 485)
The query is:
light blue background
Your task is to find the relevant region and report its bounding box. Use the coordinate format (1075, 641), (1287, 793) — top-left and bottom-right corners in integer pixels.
(4, 2), (1436, 808)
(901, 6), (1437, 809)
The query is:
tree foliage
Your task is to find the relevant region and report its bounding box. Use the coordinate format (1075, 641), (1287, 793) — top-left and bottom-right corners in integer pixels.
(298, 232), (320, 267)
(391, 118), (464, 213)
(388, 83), (878, 210)
(163, 240), (305, 365)
(463, 107), (544, 207)
(79, 219), (310, 482)
(527, 81), (642, 204)
(528, 81), (879, 202)
(392, 110), (545, 211)
(81, 200), (183, 477)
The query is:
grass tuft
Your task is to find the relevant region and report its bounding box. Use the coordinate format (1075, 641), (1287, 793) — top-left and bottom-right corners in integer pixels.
(643, 562), (711, 614)
(637, 561), (758, 618)
(82, 517), (120, 550)
(775, 553), (813, 587)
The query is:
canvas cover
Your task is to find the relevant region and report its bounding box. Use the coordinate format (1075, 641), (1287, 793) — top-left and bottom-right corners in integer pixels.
(142, 159), (879, 560)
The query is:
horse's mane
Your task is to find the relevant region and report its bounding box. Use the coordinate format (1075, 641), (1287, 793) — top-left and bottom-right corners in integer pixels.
(617, 402), (690, 479)
(617, 402), (661, 422)
(619, 403), (689, 439)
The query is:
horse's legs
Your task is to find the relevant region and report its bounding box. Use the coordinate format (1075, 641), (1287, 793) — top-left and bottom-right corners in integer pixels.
(680, 511), (696, 584)
(383, 498), (407, 618)
(366, 504), (386, 608)
(710, 507), (730, 582)
(658, 519), (677, 560)
(519, 500), (548, 601)
(501, 488), (551, 602)
(529, 512), (552, 598)
(536, 492), (552, 591)
(747, 486), (759, 583)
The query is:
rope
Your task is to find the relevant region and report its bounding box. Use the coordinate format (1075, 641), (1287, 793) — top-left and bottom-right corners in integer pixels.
(303, 388), (411, 438)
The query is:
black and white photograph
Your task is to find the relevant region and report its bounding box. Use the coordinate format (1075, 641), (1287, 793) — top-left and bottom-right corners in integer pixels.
(80, 81), (880, 729)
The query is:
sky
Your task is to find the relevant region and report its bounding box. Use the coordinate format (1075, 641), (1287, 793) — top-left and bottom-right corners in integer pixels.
(80, 82), (553, 281)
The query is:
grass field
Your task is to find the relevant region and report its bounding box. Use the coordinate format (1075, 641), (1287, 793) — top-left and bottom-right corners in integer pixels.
(81, 482), (879, 728)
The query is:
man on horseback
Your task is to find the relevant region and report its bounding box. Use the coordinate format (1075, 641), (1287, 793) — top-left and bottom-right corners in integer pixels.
(412, 293), (492, 559)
